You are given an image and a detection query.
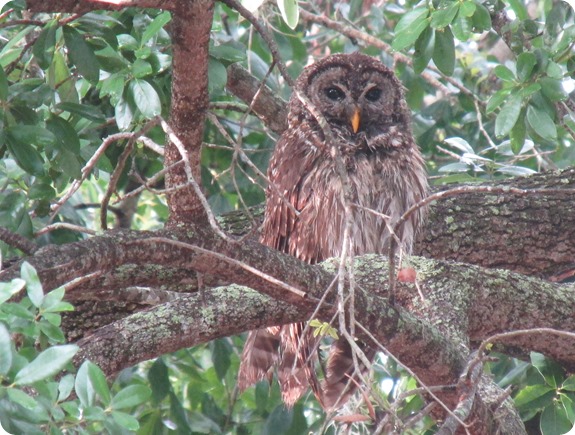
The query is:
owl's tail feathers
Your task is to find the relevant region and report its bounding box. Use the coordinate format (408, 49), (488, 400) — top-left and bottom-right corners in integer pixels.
(278, 323), (322, 407)
(238, 328), (281, 391)
(320, 337), (376, 410)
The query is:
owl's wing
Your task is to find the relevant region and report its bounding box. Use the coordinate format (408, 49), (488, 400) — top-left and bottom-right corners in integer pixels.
(260, 132), (316, 257)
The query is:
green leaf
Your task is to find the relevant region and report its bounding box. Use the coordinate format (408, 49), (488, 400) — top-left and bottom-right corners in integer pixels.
(212, 339), (231, 380)
(208, 58), (227, 96)
(392, 7), (430, 51)
(40, 286), (66, 312)
(148, 358), (170, 404)
(115, 96), (134, 130)
(444, 137), (474, 154)
(262, 405), (293, 435)
(413, 27), (435, 74)
(540, 401), (572, 435)
(7, 387), (38, 409)
(210, 44), (247, 65)
(495, 95), (522, 137)
(540, 77), (567, 102)
(99, 73), (125, 105)
(460, 1), (476, 17)
(486, 88), (512, 113)
(510, 109), (526, 154)
(141, 11), (172, 45)
(63, 26), (100, 84)
(0, 65), (8, 100)
(514, 384), (555, 409)
(21, 261), (44, 308)
(39, 318), (65, 342)
(560, 392), (575, 424)
(58, 374), (75, 402)
(526, 105), (557, 140)
(29, 182), (56, 201)
(494, 65), (516, 82)
(129, 79), (161, 118)
(131, 59), (153, 78)
(0, 279), (25, 305)
(516, 52), (537, 82)
(531, 352), (564, 388)
(50, 51), (79, 104)
(46, 116), (81, 154)
(452, 14), (473, 41)
(111, 385), (151, 410)
(112, 411), (140, 431)
(5, 132), (46, 176)
(0, 323), (12, 375)
(53, 150), (82, 180)
(472, 3), (492, 32)
(14, 344), (79, 385)
(32, 20), (58, 70)
(518, 83), (541, 98)
(433, 26), (455, 76)
(56, 102), (106, 122)
(277, 0), (299, 30)
(75, 361), (95, 407)
(562, 375), (575, 391)
(430, 3), (459, 29)
(88, 362), (111, 405)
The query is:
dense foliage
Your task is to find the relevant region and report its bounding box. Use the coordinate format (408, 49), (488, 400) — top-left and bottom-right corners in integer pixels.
(0, 0), (574, 433)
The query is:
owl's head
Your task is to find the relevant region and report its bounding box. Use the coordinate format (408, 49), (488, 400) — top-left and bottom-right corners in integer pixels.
(289, 53), (410, 144)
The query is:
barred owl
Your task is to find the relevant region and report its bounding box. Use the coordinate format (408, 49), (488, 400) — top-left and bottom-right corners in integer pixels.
(238, 53), (428, 410)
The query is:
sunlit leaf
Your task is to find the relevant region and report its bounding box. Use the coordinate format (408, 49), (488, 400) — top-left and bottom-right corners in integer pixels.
(540, 400), (572, 435)
(141, 11), (172, 45)
(495, 95), (522, 138)
(526, 105), (557, 140)
(516, 52), (537, 82)
(14, 345), (79, 385)
(430, 3), (459, 29)
(129, 79), (161, 118)
(277, 0), (299, 29)
(392, 7), (430, 51)
(111, 385), (152, 409)
(0, 323), (12, 375)
(21, 262), (44, 308)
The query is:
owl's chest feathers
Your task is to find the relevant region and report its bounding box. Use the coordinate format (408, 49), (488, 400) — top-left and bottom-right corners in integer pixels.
(296, 148), (410, 258)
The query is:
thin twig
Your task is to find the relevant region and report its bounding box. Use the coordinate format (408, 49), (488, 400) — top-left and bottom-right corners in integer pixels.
(51, 133), (134, 218)
(35, 223), (97, 237)
(219, 0), (294, 87)
(160, 118), (237, 244)
(142, 236), (317, 301)
(100, 118), (161, 230)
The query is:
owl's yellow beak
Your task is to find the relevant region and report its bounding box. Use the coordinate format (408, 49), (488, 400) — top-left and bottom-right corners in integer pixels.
(351, 108), (361, 133)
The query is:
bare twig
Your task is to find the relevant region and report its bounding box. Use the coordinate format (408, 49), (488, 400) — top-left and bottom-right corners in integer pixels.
(219, 0), (294, 87)
(51, 133), (133, 218)
(160, 118), (237, 243)
(100, 118), (161, 230)
(142, 236), (316, 301)
(35, 223), (97, 237)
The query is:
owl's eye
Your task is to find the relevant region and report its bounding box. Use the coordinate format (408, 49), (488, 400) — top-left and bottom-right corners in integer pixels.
(325, 87), (345, 101)
(365, 88), (382, 102)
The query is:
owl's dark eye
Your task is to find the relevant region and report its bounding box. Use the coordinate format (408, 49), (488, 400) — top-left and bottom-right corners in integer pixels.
(365, 88), (382, 102)
(325, 87), (345, 101)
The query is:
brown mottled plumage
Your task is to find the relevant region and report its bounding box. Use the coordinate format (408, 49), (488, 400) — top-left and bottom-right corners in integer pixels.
(238, 53), (428, 410)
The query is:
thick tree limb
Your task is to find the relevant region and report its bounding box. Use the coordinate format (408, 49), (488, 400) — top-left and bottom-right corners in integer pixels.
(164, 0), (215, 223)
